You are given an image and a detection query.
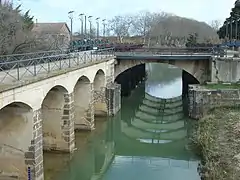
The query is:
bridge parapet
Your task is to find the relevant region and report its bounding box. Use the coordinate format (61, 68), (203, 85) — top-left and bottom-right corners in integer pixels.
(115, 47), (214, 56)
(0, 48), (114, 85)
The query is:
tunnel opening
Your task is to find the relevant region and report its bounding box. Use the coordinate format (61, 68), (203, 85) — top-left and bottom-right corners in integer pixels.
(41, 85), (68, 152)
(74, 75), (92, 130)
(93, 69), (107, 117)
(0, 102), (33, 179)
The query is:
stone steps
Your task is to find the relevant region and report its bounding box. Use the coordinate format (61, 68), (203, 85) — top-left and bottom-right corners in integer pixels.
(132, 117), (185, 130)
(144, 93), (182, 103)
(122, 121), (187, 140)
(139, 104), (183, 115)
(135, 110), (185, 122)
(142, 98), (183, 109)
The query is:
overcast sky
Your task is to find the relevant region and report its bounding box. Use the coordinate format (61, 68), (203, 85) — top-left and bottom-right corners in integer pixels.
(14, 0), (236, 32)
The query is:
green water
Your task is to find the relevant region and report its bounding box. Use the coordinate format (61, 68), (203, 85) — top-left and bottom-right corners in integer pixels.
(44, 63), (200, 180)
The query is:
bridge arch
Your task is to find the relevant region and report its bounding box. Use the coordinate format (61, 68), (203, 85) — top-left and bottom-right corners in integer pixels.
(114, 59), (208, 83)
(41, 85), (71, 151)
(93, 69), (105, 90)
(93, 69), (107, 117)
(0, 101), (34, 179)
(73, 75), (92, 130)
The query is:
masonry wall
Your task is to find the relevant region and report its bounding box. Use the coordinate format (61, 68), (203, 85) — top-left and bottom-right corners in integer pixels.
(211, 57), (240, 82)
(106, 83), (121, 116)
(188, 84), (240, 119)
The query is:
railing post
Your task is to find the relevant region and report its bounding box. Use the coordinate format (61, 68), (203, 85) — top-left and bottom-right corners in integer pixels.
(34, 59), (37, 76)
(84, 52), (86, 63)
(68, 54), (71, 68)
(90, 51), (93, 62)
(17, 61), (20, 80)
(48, 59), (50, 73)
(59, 58), (62, 70)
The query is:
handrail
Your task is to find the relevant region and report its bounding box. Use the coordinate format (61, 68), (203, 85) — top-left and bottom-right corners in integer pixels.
(0, 48), (115, 83)
(0, 143), (24, 155)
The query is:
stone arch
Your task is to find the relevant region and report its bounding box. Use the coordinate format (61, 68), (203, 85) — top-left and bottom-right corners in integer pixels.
(93, 69), (108, 117)
(41, 85), (74, 152)
(73, 76), (93, 130)
(114, 60), (208, 83)
(0, 102), (35, 179)
(93, 69), (105, 90)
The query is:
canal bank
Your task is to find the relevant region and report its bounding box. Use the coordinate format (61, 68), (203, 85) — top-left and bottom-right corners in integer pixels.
(188, 84), (240, 180)
(43, 63), (201, 180)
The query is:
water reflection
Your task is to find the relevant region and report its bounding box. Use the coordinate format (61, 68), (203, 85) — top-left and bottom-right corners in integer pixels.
(44, 63), (200, 180)
(104, 64), (200, 180)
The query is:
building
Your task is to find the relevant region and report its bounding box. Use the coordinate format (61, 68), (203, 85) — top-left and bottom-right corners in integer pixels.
(32, 22), (71, 50)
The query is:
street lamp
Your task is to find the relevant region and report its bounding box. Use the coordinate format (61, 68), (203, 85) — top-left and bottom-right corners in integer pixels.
(102, 19), (106, 37)
(96, 17), (100, 39)
(88, 16), (93, 39)
(79, 13), (84, 36)
(68, 10), (74, 43)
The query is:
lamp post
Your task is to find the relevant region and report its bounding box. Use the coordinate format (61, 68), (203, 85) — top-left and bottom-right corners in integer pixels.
(96, 17), (100, 39)
(88, 16), (93, 39)
(68, 11), (74, 43)
(79, 13), (84, 37)
(102, 19), (106, 37)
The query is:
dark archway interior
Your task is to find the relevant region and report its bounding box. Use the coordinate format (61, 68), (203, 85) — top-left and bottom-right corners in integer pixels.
(115, 64), (146, 97)
(182, 70), (199, 98)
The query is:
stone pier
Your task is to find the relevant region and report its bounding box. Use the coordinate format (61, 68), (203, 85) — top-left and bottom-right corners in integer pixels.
(25, 110), (44, 180)
(106, 83), (121, 116)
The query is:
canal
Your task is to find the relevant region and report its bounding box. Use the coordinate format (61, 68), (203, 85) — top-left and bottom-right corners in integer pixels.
(44, 63), (201, 180)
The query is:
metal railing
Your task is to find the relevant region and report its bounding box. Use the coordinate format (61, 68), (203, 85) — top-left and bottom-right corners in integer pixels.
(0, 143), (24, 157)
(0, 48), (114, 84)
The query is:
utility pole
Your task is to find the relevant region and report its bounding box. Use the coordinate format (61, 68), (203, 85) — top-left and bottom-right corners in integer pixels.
(68, 11), (74, 44)
(79, 13), (84, 37)
(102, 19), (106, 37)
(88, 16), (93, 39)
(84, 15), (87, 38)
(96, 17), (100, 39)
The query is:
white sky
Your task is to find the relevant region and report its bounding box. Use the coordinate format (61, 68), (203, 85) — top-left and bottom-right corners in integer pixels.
(11, 0), (236, 32)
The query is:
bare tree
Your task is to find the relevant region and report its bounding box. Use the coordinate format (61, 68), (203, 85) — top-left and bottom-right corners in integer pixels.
(107, 15), (132, 43)
(130, 11), (155, 43)
(0, 2), (56, 55)
(209, 19), (222, 31)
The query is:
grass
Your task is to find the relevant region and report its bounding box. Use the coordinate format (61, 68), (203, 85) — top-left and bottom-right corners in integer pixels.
(204, 83), (240, 89)
(191, 107), (240, 180)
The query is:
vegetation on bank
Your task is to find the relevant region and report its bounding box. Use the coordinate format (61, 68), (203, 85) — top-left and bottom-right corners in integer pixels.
(203, 83), (240, 89)
(192, 107), (240, 180)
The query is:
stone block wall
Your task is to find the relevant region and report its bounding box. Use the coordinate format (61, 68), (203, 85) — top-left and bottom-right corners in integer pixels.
(61, 93), (75, 152)
(94, 87), (108, 116)
(106, 83), (121, 116)
(25, 109), (44, 180)
(211, 57), (240, 82)
(188, 84), (240, 119)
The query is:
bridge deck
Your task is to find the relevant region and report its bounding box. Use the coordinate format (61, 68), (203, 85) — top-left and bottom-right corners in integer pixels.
(116, 54), (212, 60)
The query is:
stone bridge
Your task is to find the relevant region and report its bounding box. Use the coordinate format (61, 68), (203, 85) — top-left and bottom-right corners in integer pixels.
(0, 47), (237, 180)
(114, 58), (210, 83)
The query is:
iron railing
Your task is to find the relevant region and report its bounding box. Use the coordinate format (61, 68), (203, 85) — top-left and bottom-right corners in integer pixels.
(0, 48), (114, 84)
